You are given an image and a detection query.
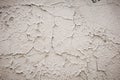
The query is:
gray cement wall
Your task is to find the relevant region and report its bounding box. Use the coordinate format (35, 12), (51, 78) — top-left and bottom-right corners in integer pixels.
(0, 0), (120, 80)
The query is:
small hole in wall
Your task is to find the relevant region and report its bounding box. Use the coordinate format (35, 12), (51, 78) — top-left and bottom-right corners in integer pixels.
(9, 17), (14, 21)
(0, 12), (2, 14)
(104, 40), (107, 43)
(91, 0), (100, 3)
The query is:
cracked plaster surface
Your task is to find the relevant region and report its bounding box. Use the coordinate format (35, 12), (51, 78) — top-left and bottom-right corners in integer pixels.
(0, 0), (120, 80)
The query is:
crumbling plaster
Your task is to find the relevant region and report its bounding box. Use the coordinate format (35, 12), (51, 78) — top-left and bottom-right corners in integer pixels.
(0, 0), (120, 80)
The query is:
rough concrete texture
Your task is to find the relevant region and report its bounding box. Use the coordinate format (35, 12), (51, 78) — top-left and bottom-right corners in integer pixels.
(0, 0), (120, 80)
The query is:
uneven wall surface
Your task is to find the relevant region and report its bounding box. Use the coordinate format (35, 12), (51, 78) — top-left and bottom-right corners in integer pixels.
(0, 0), (120, 80)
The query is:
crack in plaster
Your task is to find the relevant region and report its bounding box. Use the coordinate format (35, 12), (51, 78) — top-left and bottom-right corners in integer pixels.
(0, 0), (120, 80)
